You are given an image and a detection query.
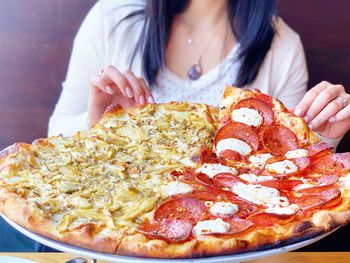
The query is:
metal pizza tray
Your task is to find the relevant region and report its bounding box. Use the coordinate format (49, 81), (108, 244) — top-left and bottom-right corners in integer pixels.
(1, 214), (338, 263)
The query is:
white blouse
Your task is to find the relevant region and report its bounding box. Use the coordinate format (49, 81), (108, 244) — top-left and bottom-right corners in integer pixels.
(49, 0), (308, 136)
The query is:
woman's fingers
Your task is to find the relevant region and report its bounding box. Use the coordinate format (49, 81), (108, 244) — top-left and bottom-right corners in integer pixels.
(294, 81), (329, 118)
(303, 84), (344, 123)
(124, 70), (153, 105)
(332, 101), (350, 123)
(309, 96), (346, 130)
(138, 77), (155, 104)
(101, 66), (129, 96)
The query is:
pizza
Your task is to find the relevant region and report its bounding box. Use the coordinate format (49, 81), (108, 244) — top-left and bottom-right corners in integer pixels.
(1, 87), (350, 258)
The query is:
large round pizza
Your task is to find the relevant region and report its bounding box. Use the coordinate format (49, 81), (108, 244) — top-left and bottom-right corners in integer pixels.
(1, 86), (350, 258)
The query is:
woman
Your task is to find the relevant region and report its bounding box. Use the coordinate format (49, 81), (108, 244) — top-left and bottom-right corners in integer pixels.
(49, 0), (350, 144)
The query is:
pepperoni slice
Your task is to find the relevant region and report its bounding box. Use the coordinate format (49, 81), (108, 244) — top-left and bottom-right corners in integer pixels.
(261, 124), (298, 155)
(306, 142), (333, 158)
(212, 173), (245, 188)
(232, 98), (274, 126)
(138, 219), (192, 242)
(220, 115), (232, 126)
(255, 93), (273, 105)
(295, 188), (341, 210)
(309, 153), (350, 172)
(214, 122), (259, 151)
(260, 179), (303, 191)
(192, 190), (220, 201)
(170, 169), (196, 183)
(293, 157), (310, 170)
(316, 174), (339, 187)
(222, 217), (254, 235)
(198, 146), (219, 164)
(294, 175), (339, 193)
(195, 173), (213, 187)
(154, 196), (209, 224)
(219, 150), (244, 161)
(247, 212), (295, 227)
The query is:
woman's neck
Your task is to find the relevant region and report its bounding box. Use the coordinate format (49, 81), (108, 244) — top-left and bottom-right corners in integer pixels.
(179, 0), (229, 29)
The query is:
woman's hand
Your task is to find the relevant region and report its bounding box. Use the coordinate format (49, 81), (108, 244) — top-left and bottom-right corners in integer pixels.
(88, 65), (155, 126)
(294, 81), (350, 138)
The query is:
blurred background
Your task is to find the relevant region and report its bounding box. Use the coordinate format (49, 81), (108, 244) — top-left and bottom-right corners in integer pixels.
(0, 0), (349, 252)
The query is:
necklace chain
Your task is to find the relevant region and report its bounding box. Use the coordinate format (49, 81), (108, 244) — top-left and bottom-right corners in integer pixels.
(184, 18), (228, 80)
(186, 19), (227, 62)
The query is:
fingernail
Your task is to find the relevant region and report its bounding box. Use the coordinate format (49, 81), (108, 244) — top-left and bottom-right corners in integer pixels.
(304, 115), (309, 123)
(139, 95), (145, 105)
(329, 117), (336, 123)
(125, 87), (133, 98)
(105, 85), (113, 94)
(294, 108), (303, 117)
(147, 96), (155, 104)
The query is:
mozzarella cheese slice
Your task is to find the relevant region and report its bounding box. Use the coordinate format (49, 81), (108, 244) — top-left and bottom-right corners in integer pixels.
(193, 218), (230, 236)
(216, 138), (252, 156)
(265, 203), (300, 216)
(266, 160), (298, 174)
(249, 153), (273, 166)
(231, 107), (263, 127)
(162, 181), (192, 196)
(196, 163), (237, 178)
(339, 173), (350, 190)
(285, 149), (308, 159)
(209, 202), (239, 215)
(231, 182), (280, 205)
(292, 177), (316, 191)
(231, 182), (299, 215)
(238, 173), (274, 183)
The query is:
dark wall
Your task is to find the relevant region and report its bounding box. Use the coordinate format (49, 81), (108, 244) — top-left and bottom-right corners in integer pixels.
(0, 0), (96, 149)
(279, 0), (350, 153)
(0, 0), (349, 252)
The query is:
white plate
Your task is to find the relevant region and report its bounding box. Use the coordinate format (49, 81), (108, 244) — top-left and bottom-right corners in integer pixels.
(1, 214), (338, 263)
(0, 256), (36, 263)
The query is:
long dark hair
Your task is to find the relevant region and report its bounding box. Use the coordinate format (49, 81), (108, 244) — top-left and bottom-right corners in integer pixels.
(123, 0), (277, 87)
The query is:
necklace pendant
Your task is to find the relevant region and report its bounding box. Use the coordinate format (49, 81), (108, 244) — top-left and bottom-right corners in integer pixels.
(187, 61), (202, 80)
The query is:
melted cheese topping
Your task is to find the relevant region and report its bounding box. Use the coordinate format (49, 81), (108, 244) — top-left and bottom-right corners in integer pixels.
(339, 173), (350, 190)
(231, 182), (280, 205)
(238, 173), (274, 183)
(231, 107), (263, 127)
(195, 163), (237, 178)
(249, 153), (273, 166)
(193, 218), (230, 236)
(162, 181), (193, 196)
(1, 103), (216, 232)
(209, 202), (239, 215)
(232, 183), (299, 215)
(216, 138), (252, 156)
(285, 149), (308, 159)
(265, 203), (300, 215)
(266, 160), (298, 174)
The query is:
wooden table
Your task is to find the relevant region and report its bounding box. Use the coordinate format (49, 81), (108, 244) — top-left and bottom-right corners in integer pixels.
(1, 252), (350, 263)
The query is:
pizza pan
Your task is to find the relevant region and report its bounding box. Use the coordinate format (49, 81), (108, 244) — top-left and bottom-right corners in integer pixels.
(1, 214), (338, 263)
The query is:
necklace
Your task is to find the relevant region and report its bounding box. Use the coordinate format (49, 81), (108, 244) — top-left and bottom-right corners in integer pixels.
(186, 20), (227, 80)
